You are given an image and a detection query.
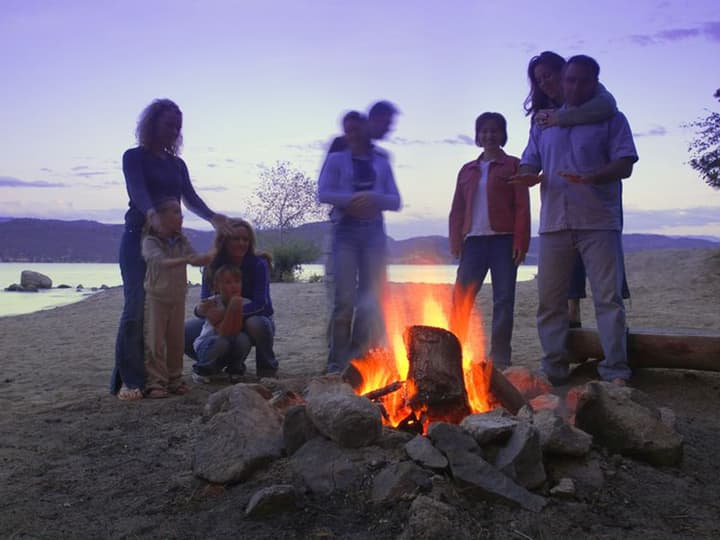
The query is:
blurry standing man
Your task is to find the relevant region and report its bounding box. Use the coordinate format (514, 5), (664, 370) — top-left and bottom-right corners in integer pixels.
(513, 55), (638, 386)
(321, 101), (399, 350)
(318, 108), (401, 375)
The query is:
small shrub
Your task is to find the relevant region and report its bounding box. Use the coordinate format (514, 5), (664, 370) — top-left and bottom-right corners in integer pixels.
(269, 240), (320, 282)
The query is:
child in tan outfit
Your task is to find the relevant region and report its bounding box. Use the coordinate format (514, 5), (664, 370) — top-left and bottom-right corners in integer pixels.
(142, 199), (212, 398)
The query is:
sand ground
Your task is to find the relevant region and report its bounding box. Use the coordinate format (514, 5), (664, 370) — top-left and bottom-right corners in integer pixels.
(1, 248), (719, 539)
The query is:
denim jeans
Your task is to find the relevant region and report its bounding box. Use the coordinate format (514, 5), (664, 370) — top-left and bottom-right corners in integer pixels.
(194, 333), (252, 375)
(453, 235), (517, 369)
(537, 230), (630, 381)
(110, 226), (147, 393)
(327, 217), (387, 373)
(185, 315), (278, 372)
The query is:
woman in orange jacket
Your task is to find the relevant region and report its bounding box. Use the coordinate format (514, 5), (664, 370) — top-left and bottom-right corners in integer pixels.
(449, 112), (530, 369)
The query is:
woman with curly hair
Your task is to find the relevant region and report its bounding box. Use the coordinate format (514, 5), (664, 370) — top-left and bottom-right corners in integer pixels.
(184, 218), (278, 381)
(112, 98), (231, 401)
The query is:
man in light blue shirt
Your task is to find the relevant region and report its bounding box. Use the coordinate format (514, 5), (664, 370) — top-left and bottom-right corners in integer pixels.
(515, 55), (638, 385)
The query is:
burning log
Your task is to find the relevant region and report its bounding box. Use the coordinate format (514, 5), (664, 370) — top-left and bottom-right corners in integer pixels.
(567, 327), (720, 372)
(404, 325), (471, 423)
(361, 381), (404, 401)
(488, 364), (528, 415)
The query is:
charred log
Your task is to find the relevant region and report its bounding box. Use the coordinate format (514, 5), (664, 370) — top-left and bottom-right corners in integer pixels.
(488, 364), (528, 415)
(404, 325), (471, 423)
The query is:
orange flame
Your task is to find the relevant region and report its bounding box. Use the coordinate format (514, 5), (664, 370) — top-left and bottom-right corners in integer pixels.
(351, 283), (493, 427)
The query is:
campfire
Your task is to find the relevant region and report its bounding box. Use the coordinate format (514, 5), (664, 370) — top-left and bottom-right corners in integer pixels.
(347, 284), (497, 432)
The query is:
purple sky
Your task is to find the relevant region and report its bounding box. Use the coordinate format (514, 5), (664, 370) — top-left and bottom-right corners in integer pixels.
(1, 0), (719, 239)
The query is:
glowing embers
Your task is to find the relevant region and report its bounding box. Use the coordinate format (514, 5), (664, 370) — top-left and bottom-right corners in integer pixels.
(349, 284), (494, 432)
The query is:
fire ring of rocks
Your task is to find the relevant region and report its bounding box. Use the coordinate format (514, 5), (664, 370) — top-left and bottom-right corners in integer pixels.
(192, 359), (683, 521)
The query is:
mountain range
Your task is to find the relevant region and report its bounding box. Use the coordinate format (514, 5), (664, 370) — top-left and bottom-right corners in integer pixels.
(0, 218), (718, 264)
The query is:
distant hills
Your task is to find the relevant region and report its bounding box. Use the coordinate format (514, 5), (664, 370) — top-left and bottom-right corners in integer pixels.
(0, 217), (717, 264)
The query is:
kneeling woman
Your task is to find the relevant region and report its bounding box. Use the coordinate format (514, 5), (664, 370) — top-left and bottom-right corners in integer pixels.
(449, 112), (530, 370)
(184, 218), (278, 379)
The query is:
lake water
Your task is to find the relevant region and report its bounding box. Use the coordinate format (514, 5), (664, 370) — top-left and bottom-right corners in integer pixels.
(0, 262), (537, 318)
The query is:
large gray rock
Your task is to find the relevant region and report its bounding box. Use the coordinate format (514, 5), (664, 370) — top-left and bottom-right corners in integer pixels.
(426, 422), (482, 455)
(397, 495), (474, 540)
(428, 422), (545, 512)
(20, 270), (52, 289)
(460, 411), (518, 445)
(575, 382), (684, 466)
(405, 435), (448, 470)
(193, 385), (283, 483)
(290, 437), (362, 495)
(203, 383), (273, 418)
(282, 405), (320, 455)
(493, 420), (546, 489)
(306, 391), (382, 448)
(443, 446), (547, 512)
(371, 460), (432, 503)
(532, 409), (593, 456)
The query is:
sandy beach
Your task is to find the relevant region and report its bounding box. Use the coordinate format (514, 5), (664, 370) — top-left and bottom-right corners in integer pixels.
(1, 248), (719, 538)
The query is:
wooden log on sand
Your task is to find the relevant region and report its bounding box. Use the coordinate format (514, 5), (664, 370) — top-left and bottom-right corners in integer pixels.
(567, 327), (720, 372)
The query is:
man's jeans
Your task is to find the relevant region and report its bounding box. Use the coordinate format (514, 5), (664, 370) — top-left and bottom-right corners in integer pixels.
(454, 235), (517, 369)
(537, 230), (630, 381)
(327, 217), (387, 374)
(110, 227), (146, 393)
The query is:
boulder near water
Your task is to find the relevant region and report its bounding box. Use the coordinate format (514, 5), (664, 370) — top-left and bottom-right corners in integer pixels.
(20, 270), (52, 289)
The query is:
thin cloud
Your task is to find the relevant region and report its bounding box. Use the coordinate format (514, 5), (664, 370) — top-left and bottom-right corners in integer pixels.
(285, 140), (327, 151)
(74, 171), (107, 177)
(628, 21), (720, 46)
(633, 125), (667, 138)
(389, 135), (474, 146)
(197, 185), (228, 192)
(704, 21), (720, 41)
(624, 206), (720, 229)
(0, 176), (65, 188)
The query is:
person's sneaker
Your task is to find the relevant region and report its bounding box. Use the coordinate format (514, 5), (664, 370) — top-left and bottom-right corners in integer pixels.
(191, 371), (211, 384)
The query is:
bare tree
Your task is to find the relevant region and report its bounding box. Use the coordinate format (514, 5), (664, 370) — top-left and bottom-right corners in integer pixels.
(248, 161), (327, 242)
(687, 88), (720, 189)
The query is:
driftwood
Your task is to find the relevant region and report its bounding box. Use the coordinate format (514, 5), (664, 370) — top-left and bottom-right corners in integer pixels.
(567, 327), (720, 372)
(404, 325), (470, 423)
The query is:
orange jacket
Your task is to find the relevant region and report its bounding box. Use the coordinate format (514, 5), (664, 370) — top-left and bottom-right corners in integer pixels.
(448, 152), (530, 256)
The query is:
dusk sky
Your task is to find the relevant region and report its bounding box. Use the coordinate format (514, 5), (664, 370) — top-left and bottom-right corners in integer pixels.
(2, 0), (719, 239)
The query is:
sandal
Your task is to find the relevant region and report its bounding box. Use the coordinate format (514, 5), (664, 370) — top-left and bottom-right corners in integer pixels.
(117, 385), (143, 401)
(146, 388), (169, 399)
(169, 382), (191, 395)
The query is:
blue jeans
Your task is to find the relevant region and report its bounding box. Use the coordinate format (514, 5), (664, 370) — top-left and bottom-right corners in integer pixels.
(453, 235), (517, 369)
(537, 230), (630, 382)
(327, 217), (387, 373)
(194, 333), (252, 375)
(110, 226), (146, 393)
(185, 315), (278, 372)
